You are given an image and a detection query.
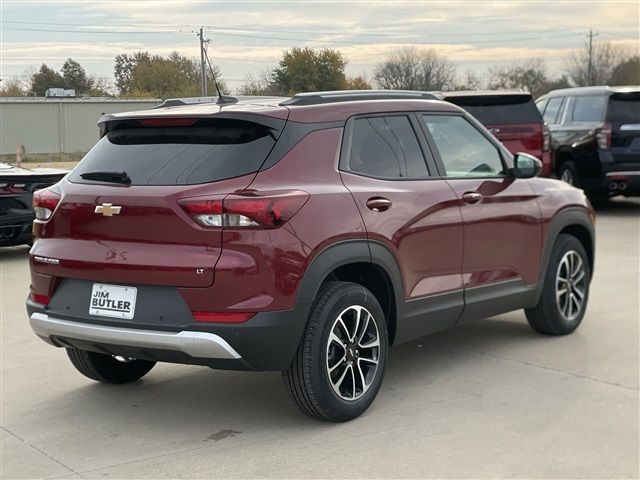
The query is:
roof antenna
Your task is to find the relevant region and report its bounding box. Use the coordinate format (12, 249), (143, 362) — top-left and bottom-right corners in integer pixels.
(203, 44), (238, 106)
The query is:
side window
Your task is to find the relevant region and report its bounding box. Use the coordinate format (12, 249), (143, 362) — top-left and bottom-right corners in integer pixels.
(535, 99), (548, 114)
(348, 116), (429, 179)
(543, 97), (564, 124)
(422, 114), (506, 178)
(572, 95), (607, 122)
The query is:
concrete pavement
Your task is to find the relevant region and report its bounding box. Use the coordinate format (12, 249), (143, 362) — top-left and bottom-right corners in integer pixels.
(1, 199), (638, 479)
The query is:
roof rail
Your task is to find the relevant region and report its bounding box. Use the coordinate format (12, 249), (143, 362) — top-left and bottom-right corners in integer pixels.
(155, 95), (239, 109)
(279, 90), (438, 106)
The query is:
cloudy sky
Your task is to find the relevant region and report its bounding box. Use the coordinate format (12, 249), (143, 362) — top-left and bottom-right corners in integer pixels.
(1, 0), (638, 92)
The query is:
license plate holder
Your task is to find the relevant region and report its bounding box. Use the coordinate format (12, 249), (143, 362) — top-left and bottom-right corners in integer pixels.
(89, 283), (137, 319)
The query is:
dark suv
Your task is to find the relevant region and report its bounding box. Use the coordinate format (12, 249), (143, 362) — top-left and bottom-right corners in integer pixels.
(27, 91), (595, 422)
(536, 86), (640, 200)
(437, 90), (552, 176)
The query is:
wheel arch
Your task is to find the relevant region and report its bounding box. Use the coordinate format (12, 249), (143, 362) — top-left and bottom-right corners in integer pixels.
(533, 207), (595, 303)
(295, 240), (404, 345)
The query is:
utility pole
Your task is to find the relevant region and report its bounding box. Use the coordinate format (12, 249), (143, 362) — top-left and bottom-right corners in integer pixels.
(587, 28), (599, 85)
(198, 27), (207, 96)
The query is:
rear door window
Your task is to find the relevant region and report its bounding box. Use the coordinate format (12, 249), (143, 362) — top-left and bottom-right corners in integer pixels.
(571, 95), (607, 122)
(444, 95), (542, 125)
(542, 97), (565, 124)
(347, 115), (430, 179)
(70, 118), (281, 185)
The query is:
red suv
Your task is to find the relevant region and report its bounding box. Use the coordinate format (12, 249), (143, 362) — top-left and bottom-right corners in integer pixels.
(27, 91), (595, 422)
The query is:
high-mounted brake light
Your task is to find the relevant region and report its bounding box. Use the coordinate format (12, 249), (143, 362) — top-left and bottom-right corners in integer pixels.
(137, 118), (197, 127)
(33, 188), (61, 221)
(595, 123), (612, 150)
(179, 190), (309, 229)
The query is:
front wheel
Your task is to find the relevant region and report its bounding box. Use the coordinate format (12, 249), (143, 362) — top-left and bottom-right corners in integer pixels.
(525, 234), (591, 335)
(282, 281), (388, 422)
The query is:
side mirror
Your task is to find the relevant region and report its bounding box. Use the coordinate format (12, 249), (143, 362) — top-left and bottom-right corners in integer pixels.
(512, 152), (543, 179)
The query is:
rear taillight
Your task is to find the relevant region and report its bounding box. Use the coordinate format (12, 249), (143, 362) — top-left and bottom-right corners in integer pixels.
(29, 292), (50, 306)
(33, 188), (61, 221)
(179, 190), (309, 229)
(192, 311), (255, 323)
(596, 123), (612, 150)
(542, 125), (551, 152)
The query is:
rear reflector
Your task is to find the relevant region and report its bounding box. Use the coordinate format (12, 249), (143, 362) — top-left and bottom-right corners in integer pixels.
(137, 118), (197, 127)
(33, 188), (61, 221)
(30, 292), (50, 306)
(192, 311), (255, 323)
(179, 190), (309, 229)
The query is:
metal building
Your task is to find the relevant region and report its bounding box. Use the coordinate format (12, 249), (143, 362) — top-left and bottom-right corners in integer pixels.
(0, 97), (161, 155)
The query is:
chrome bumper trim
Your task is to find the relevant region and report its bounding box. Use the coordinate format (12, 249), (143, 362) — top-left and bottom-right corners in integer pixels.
(29, 313), (241, 360)
(605, 171), (640, 177)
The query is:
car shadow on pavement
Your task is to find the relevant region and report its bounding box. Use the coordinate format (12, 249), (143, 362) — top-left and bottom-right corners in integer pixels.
(39, 314), (573, 436)
(594, 197), (640, 216)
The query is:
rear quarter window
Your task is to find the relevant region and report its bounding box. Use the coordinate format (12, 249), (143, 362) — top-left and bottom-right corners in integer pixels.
(571, 95), (607, 122)
(69, 118), (280, 186)
(445, 95), (542, 125)
(607, 93), (640, 123)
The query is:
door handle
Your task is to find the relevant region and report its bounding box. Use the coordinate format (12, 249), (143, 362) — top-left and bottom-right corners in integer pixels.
(366, 197), (392, 212)
(461, 191), (482, 204)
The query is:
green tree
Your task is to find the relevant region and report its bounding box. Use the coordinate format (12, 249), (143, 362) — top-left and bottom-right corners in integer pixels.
(272, 47), (348, 95)
(29, 64), (65, 96)
(609, 56), (640, 85)
(114, 51), (227, 99)
(61, 58), (91, 93)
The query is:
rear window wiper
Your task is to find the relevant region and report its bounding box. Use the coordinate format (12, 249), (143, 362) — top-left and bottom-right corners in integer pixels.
(80, 171), (132, 185)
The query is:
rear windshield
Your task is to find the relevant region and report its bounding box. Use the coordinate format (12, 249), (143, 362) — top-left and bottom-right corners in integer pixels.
(607, 93), (640, 124)
(69, 118), (280, 185)
(444, 95), (542, 125)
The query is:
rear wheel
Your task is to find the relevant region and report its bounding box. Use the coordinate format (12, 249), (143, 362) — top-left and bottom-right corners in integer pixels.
(282, 281), (388, 422)
(66, 348), (156, 384)
(525, 234), (590, 335)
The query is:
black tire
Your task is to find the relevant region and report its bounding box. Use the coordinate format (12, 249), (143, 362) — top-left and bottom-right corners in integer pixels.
(282, 281), (388, 422)
(558, 161), (579, 187)
(66, 348), (156, 384)
(525, 234), (591, 335)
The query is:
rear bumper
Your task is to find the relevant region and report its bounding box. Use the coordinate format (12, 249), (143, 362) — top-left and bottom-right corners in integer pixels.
(27, 299), (309, 371)
(0, 211), (33, 246)
(30, 312), (241, 359)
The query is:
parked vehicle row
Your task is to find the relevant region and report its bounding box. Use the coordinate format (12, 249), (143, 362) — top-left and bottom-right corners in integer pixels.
(27, 90), (595, 421)
(0, 163), (68, 247)
(536, 86), (640, 202)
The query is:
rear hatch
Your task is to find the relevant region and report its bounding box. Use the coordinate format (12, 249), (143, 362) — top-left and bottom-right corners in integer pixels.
(32, 113), (286, 288)
(445, 94), (544, 157)
(606, 91), (640, 164)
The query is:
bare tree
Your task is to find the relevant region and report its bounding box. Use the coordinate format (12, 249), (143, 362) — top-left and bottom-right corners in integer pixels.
(238, 67), (279, 96)
(373, 46), (456, 91)
(452, 69), (483, 91)
(488, 59), (549, 97)
(567, 38), (625, 86)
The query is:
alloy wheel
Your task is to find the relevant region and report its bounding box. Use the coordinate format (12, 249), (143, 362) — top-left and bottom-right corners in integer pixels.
(560, 168), (575, 185)
(325, 305), (380, 401)
(555, 250), (587, 321)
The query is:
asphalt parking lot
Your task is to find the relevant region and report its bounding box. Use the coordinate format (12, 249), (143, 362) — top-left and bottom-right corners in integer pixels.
(1, 198), (638, 479)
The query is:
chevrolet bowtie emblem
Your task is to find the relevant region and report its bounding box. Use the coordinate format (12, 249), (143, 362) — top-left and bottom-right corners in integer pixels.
(94, 203), (122, 217)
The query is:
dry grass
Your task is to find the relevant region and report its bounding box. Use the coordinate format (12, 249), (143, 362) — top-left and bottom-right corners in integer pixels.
(1, 153), (82, 170)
